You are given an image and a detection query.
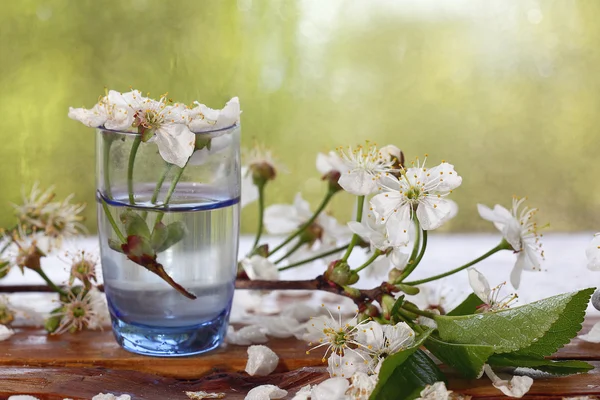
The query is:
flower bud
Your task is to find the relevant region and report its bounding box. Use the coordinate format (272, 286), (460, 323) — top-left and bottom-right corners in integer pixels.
(387, 267), (403, 283)
(44, 308), (63, 333)
(299, 223), (323, 245)
(324, 260), (359, 286)
(322, 170), (343, 194)
(396, 283), (420, 295)
(250, 162), (277, 186)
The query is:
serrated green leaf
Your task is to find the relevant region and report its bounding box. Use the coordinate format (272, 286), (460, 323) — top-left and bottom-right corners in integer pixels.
(425, 334), (494, 378)
(369, 329), (432, 400)
(447, 293), (484, 316)
(371, 350), (446, 400)
(120, 210), (151, 238)
(488, 354), (593, 375)
(512, 288), (594, 358)
(435, 289), (593, 354)
(155, 221), (187, 252)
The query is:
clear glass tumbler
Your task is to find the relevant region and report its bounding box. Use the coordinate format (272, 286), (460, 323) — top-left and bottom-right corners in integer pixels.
(96, 124), (240, 356)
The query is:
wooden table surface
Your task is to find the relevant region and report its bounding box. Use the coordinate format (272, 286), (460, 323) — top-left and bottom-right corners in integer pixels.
(1, 319), (600, 400)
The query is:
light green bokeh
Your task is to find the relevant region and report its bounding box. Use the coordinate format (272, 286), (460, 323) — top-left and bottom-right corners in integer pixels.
(0, 0), (599, 233)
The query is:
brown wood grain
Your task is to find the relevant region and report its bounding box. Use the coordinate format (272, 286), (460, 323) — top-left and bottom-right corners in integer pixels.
(0, 319), (598, 398)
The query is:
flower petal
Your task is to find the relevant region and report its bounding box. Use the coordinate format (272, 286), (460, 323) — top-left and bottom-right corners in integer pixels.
(468, 268), (491, 304)
(152, 124), (195, 168)
(68, 105), (107, 128)
(226, 325), (269, 346)
(310, 377), (350, 400)
(241, 256), (278, 281)
(385, 206), (411, 247)
(483, 365), (533, 398)
(419, 381), (453, 400)
(290, 385), (313, 400)
(245, 345), (279, 376)
(510, 254), (526, 289)
(338, 170), (378, 196)
(416, 197), (452, 230)
(327, 351), (368, 378)
(0, 324), (15, 341)
(244, 385), (287, 400)
(241, 167), (259, 209)
(427, 162), (462, 192)
(264, 205), (301, 234)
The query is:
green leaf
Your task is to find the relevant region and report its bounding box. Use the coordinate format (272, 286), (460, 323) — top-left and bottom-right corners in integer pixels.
(512, 288), (594, 358)
(371, 350), (446, 400)
(488, 354), (594, 375)
(390, 295), (405, 324)
(425, 334), (494, 378)
(119, 210), (151, 238)
(150, 222), (169, 251)
(370, 329), (432, 400)
(108, 239), (124, 253)
(435, 289), (595, 354)
(447, 293), (484, 316)
(155, 221), (187, 252)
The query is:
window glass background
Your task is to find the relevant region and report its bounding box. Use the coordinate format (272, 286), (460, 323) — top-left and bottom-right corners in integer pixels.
(0, 0), (598, 232)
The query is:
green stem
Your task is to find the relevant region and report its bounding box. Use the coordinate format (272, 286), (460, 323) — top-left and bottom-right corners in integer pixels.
(408, 219), (421, 264)
(251, 183), (266, 251)
(102, 136), (114, 199)
(36, 268), (66, 296)
(127, 136), (142, 204)
(396, 229), (428, 283)
(403, 240), (511, 286)
(402, 303), (437, 319)
(278, 243), (350, 272)
(101, 198), (126, 243)
(274, 239), (305, 264)
(141, 163), (173, 220)
(155, 164), (186, 225)
(341, 196), (365, 262)
(269, 190), (335, 256)
(353, 249), (382, 273)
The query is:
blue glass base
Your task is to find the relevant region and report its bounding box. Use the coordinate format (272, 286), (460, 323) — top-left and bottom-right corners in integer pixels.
(110, 309), (230, 357)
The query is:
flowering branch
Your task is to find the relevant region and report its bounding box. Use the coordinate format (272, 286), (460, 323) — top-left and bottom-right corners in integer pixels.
(268, 190), (336, 256)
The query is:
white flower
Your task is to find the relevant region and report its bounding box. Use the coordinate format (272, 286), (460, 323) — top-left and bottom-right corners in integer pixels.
(68, 103), (108, 128)
(477, 197), (544, 289)
(348, 212), (409, 279)
(265, 193), (349, 260)
(370, 159), (462, 246)
(241, 166), (259, 208)
(355, 321), (415, 370)
(468, 268), (518, 312)
(304, 306), (369, 367)
(64, 249), (98, 286)
(52, 289), (105, 334)
(241, 255), (278, 280)
(68, 89), (140, 131)
(0, 325), (14, 341)
(411, 281), (460, 316)
(91, 394), (131, 400)
(13, 184), (86, 249)
(244, 385), (287, 400)
(186, 97), (240, 133)
(578, 321), (600, 343)
(311, 377), (350, 400)
(316, 151), (347, 175)
(346, 372), (378, 400)
(378, 145), (403, 165)
(226, 325), (269, 345)
(483, 365), (533, 398)
(337, 143), (396, 195)
(245, 345), (279, 376)
(586, 233), (600, 271)
(418, 381), (454, 400)
(291, 385), (313, 400)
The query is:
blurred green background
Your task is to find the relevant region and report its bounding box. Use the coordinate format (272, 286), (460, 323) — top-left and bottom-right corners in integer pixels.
(1, 0), (599, 233)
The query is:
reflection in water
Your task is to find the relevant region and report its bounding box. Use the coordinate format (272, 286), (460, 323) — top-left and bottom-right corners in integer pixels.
(0, 0), (598, 231)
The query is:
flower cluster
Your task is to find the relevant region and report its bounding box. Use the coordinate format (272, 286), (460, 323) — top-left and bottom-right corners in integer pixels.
(69, 89), (240, 167)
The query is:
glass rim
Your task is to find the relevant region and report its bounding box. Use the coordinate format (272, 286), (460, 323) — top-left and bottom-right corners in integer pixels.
(97, 122), (239, 136)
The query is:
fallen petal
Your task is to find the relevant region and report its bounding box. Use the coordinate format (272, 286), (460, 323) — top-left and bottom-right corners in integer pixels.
(290, 385), (313, 400)
(91, 394), (132, 400)
(0, 325), (15, 341)
(245, 345), (280, 376)
(8, 396), (40, 400)
(226, 325), (269, 346)
(484, 365), (533, 398)
(579, 321), (600, 343)
(185, 392), (226, 399)
(244, 385), (287, 400)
